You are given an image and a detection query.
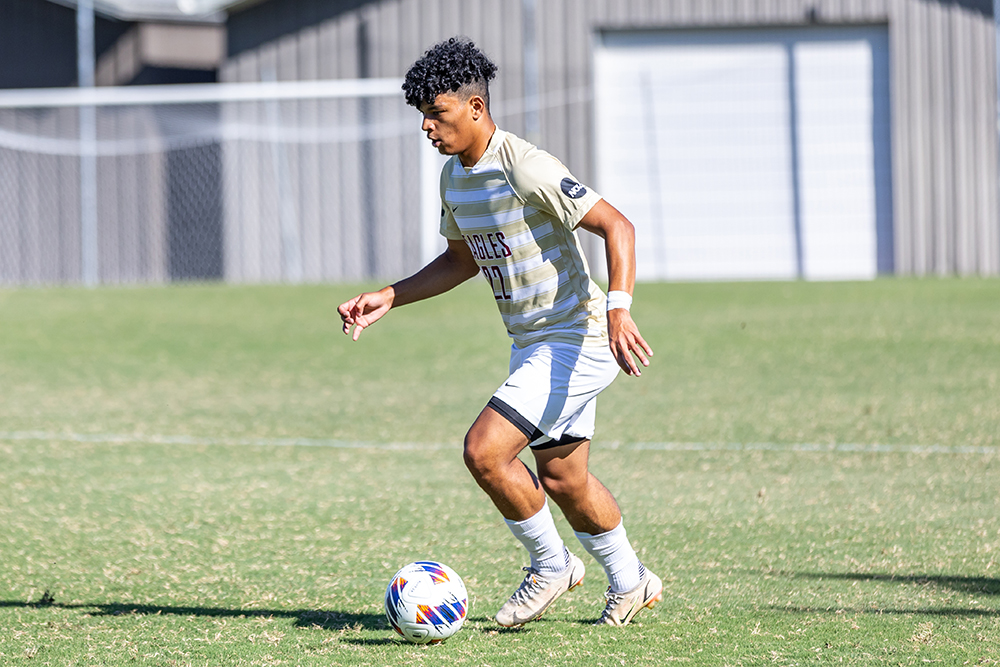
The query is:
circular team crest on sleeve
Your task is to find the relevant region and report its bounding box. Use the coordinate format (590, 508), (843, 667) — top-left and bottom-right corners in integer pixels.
(561, 178), (587, 199)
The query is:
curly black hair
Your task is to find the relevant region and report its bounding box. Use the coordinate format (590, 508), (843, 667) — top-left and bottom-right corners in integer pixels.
(402, 37), (498, 110)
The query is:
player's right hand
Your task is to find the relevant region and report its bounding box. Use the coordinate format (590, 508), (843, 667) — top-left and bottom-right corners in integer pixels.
(338, 288), (394, 341)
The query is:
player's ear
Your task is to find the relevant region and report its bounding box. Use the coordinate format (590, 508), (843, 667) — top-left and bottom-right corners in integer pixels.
(470, 95), (486, 121)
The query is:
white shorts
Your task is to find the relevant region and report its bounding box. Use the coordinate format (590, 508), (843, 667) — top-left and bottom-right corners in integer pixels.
(489, 340), (620, 449)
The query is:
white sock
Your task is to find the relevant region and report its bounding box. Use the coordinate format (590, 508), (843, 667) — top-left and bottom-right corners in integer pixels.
(504, 500), (569, 575)
(575, 520), (644, 593)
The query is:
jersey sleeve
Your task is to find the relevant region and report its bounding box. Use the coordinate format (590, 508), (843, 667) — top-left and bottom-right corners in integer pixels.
(439, 203), (462, 240)
(506, 148), (602, 230)
(438, 158), (464, 241)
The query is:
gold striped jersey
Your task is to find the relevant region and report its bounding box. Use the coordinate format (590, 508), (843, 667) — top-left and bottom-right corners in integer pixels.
(440, 129), (608, 348)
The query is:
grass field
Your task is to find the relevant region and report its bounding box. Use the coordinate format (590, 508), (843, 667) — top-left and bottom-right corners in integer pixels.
(1, 278), (998, 666)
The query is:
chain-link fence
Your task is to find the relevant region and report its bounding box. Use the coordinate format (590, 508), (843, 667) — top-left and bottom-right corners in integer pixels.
(0, 80), (442, 286)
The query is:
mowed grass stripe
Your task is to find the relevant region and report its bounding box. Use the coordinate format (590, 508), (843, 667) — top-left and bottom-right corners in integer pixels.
(1, 436), (998, 666)
(1, 278), (998, 446)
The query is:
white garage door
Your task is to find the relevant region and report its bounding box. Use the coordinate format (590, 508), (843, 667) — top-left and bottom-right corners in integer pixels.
(594, 27), (892, 281)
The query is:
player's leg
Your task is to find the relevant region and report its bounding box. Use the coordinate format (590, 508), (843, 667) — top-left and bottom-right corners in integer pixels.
(530, 438), (620, 534)
(465, 406), (585, 626)
(463, 405), (542, 521)
(533, 441), (638, 589)
(533, 440), (663, 626)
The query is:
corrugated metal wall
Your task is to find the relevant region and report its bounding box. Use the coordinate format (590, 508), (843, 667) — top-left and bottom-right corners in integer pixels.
(219, 92), (420, 283)
(222, 0), (999, 277)
(0, 105), (174, 285)
(0, 107), (81, 284)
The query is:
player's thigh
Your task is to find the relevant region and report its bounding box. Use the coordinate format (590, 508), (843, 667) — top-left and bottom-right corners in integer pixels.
(464, 404), (531, 471)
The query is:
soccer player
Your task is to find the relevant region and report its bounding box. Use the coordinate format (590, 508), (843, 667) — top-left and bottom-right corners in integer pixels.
(338, 37), (662, 627)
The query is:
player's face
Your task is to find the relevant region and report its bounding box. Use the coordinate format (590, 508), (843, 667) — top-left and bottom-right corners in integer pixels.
(419, 93), (479, 157)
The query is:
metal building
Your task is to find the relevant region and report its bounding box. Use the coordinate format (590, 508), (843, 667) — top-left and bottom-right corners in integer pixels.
(0, 0), (229, 285)
(222, 0), (999, 279)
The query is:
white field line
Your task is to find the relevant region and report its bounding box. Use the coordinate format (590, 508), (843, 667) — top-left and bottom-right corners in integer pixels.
(0, 431), (995, 455)
(0, 430), (444, 451)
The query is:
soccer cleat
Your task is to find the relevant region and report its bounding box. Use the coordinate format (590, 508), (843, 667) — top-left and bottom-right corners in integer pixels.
(595, 568), (663, 626)
(495, 552), (586, 627)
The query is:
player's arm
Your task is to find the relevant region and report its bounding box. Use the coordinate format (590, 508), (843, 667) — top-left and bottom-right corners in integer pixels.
(576, 199), (653, 376)
(338, 238), (479, 341)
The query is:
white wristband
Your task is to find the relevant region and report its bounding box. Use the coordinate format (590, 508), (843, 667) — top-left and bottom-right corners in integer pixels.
(606, 290), (632, 311)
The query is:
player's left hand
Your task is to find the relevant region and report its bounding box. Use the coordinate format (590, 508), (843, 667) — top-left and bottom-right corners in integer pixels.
(607, 308), (653, 376)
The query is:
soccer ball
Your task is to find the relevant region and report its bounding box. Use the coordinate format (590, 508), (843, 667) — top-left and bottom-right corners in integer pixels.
(384, 561), (468, 644)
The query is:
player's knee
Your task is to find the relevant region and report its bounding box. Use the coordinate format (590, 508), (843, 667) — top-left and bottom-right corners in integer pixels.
(462, 433), (496, 481)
